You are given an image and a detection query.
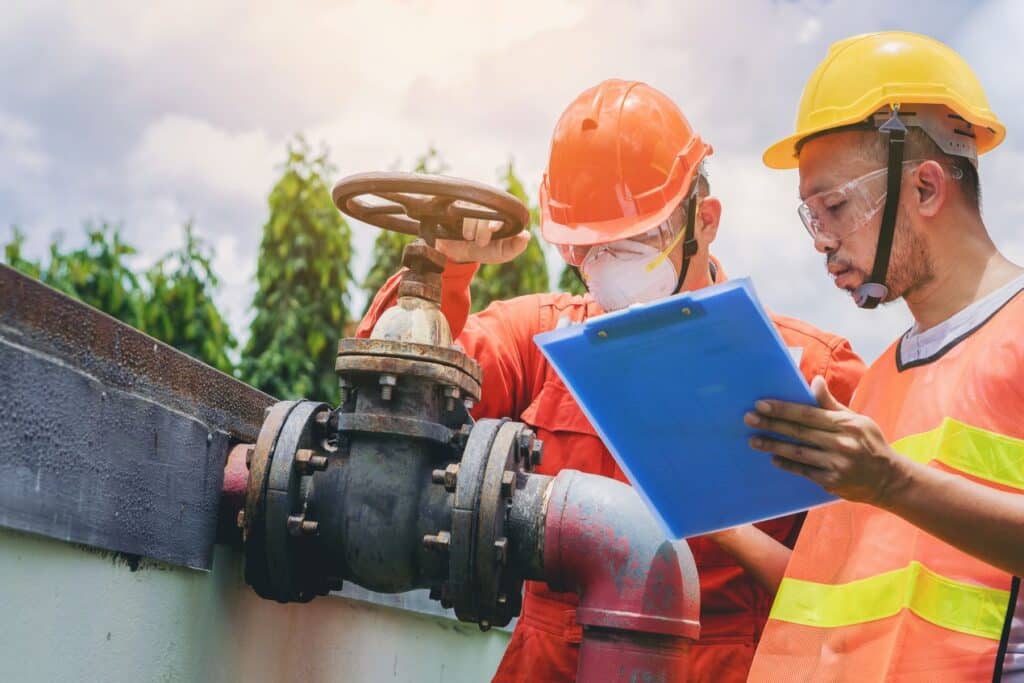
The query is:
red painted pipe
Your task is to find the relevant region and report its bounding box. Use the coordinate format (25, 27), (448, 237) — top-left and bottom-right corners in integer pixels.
(543, 470), (700, 682)
(217, 443), (252, 545)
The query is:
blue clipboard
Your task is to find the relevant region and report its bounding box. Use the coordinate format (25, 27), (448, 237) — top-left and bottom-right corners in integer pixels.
(533, 278), (836, 539)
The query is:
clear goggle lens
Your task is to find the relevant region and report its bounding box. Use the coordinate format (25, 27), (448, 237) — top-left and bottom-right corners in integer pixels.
(555, 219), (685, 268)
(798, 160), (962, 240)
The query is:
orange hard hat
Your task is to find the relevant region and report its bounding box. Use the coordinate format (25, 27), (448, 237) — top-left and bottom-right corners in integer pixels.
(540, 79), (713, 247)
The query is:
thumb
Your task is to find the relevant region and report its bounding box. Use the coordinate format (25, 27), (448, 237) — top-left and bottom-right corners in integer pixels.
(496, 230), (531, 260)
(810, 375), (841, 410)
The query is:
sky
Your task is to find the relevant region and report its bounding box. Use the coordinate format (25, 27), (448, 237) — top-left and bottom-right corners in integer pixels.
(2, 0), (1023, 364)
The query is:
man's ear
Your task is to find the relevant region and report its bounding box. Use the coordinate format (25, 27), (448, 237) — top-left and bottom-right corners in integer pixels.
(697, 196), (722, 245)
(913, 160), (947, 218)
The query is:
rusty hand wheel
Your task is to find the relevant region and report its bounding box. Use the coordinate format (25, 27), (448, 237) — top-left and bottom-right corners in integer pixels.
(331, 172), (530, 242)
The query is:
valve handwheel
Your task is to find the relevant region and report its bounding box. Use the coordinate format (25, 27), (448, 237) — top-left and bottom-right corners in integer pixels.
(332, 172), (530, 243)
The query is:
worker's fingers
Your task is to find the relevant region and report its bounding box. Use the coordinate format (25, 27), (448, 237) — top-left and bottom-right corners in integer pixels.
(744, 412), (835, 449)
(749, 434), (834, 470)
(462, 217), (479, 242)
(752, 398), (845, 432)
(435, 230), (532, 265)
(475, 219), (504, 248)
(770, 455), (832, 486)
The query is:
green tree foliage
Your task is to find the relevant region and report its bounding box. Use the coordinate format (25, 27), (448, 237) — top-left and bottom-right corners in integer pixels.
(359, 147), (448, 313)
(142, 222), (237, 374)
(3, 228), (41, 279)
(242, 136), (353, 403)
(42, 222), (146, 325)
(2, 222), (237, 373)
(470, 160), (549, 312)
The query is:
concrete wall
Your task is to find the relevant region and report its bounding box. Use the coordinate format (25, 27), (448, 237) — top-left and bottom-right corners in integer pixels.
(0, 527), (510, 682)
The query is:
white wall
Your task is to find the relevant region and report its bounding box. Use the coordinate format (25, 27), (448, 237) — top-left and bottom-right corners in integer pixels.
(0, 527), (510, 683)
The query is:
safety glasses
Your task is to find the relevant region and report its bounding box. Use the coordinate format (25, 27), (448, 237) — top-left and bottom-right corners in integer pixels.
(797, 160), (949, 241)
(555, 213), (687, 269)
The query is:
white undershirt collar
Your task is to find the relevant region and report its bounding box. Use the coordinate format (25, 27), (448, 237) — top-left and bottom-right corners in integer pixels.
(897, 272), (1024, 368)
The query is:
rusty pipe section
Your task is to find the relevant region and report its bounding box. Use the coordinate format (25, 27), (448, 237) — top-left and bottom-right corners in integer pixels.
(231, 234), (699, 674)
(533, 469), (700, 682)
(228, 421), (701, 680)
(236, 239), (543, 624)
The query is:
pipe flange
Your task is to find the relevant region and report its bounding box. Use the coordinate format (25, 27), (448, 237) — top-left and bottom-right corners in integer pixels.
(244, 399), (334, 602)
(243, 400), (299, 592)
(337, 338), (482, 384)
(443, 418), (535, 629)
(334, 354), (481, 405)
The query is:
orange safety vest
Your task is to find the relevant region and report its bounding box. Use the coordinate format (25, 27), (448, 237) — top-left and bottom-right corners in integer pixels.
(750, 285), (1024, 682)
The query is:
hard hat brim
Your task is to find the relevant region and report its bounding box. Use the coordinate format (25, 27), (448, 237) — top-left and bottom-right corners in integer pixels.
(541, 195), (683, 247)
(540, 166), (697, 247)
(763, 94), (1006, 170)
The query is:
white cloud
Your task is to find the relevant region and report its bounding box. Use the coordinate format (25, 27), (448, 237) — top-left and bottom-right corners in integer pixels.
(127, 115), (279, 202)
(798, 18), (823, 44)
(0, 112), (49, 175)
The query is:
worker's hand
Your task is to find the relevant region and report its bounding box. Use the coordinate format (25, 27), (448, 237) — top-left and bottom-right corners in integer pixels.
(744, 376), (911, 506)
(704, 525), (747, 547)
(436, 218), (531, 264)
(703, 524), (791, 592)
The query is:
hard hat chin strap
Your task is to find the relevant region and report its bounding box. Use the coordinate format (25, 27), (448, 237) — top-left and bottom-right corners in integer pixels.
(855, 107), (907, 309)
(672, 183), (701, 294)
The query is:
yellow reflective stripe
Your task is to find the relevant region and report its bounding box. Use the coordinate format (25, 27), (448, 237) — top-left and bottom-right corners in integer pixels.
(770, 561), (1010, 640)
(894, 418), (1024, 490)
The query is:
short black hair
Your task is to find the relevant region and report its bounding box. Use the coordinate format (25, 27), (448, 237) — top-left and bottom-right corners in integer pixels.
(857, 127), (981, 210)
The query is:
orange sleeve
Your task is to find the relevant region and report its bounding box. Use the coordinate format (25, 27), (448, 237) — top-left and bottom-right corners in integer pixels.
(820, 338), (866, 407)
(355, 260), (480, 339)
(456, 297), (543, 420)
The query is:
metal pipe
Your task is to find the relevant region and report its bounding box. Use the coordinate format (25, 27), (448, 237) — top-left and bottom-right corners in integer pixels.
(540, 470), (700, 682)
(216, 443), (251, 547)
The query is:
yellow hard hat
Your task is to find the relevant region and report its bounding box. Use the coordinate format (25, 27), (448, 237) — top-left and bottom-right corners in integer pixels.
(763, 31), (1005, 169)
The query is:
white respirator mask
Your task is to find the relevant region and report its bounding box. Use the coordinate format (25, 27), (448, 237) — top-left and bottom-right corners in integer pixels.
(580, 239), (682, 312)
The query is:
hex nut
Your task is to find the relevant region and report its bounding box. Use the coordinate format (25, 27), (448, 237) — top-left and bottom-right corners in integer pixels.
(287, 514), (319, 536)
(443, 386), (460, 412)
(295, 448), (329, 474)
(493, 537), (508, 565)
(529, 439), (544, 467)
(500, 470), (516, 498)
(379, 374), (397, 401)
(517, 429), (535, 451)
(423, 530), (452, 551)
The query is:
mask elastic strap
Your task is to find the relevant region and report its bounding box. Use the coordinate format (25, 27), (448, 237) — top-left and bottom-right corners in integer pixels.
(854, 106), (906, 309)
(644, 213), (689, 273)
